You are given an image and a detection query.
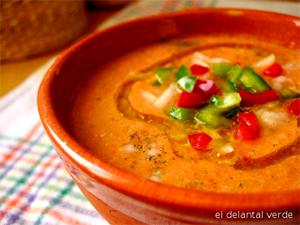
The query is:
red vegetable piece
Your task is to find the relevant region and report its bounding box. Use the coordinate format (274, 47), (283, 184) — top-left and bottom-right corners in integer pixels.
(194, 79), (219, 97)
(177, 80), (219, 108)
(263, 63), (283, 77)
(177, 91), (206, 108)
(235, 123), (257, 141)
(190, 64), (209, 76)
(239, 111), (260, 129)
(234, 112), (260, 141)
(239, 89), (279, 106)
(188, 132), (212, 151)
(287, 99), (300, 116)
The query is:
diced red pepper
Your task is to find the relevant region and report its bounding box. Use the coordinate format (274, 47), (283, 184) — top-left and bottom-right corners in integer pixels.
(287, 99), (300, 116)
(263, 63), (283, 77)
(188, 132), (212, 151)
(235, 123), (258, 140)
(177, 80), (219, 108)
(234, 112), (260, 141)
(239, 111), (260, 130)
(194, 79), (219, 97)
(190, 64), (209, 76)
(239, 89), (279, 106)
(177, 91), (207, 108)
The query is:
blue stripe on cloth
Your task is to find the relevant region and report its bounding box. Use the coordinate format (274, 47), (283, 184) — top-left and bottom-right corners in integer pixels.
(33, 181), (75, 225)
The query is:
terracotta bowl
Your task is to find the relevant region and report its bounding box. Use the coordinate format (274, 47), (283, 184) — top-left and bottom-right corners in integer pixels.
(38, 9), (300, 225)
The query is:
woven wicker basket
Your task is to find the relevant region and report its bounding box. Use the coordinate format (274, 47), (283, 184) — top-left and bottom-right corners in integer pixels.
(0, 0), (87, 62)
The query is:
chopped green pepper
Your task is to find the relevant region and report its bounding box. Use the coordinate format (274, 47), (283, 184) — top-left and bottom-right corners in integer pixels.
(225, 107), (241, 119)
(240, 67), (271, 93)
(177, 76), (197, 93)
(227, 65), (243, 85)
(194, 105), (230, 128)
(168, 107), (193, 121)
(223, 80), (238, 92)
(279, 88), (300, 99)
(154, 67), (173, 85)
(211, 63), (233, 77)
(210, 92), (241, 112)
(175, 65), (191, 81)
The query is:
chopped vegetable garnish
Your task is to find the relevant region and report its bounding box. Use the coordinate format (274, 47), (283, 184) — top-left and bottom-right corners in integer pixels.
(148, 51), (297, 151)
(176, 65), (191, 81)
(210, 57), (231, 64)
(210, 92), (241, 112)
(279, 88), (300, 99)
(191, 52), (210, 67)
(287, 99), (300, 116)
(188, 132), (212, 151)
(263, 63), (283, 77)
(234, 111), (260, 141)
(252, 54), (275, 70)
(168, 107), (193, 121)
(177, 76), (197, 93)
(223, 80), (238, 92)
(227, 65), (243, 85)
(194, 79), (219, 97)
(177, 91), (206, 108)
(239, 89), (279, 106)
(211, 63), (233, 77)
(154, 83), (179, 108)
(194, 105), (230, 128)
(190, 64), (209, 76)
(177, 79), (218, 108)
(240, 67), (271, 93)
(154, 67), (173, 85)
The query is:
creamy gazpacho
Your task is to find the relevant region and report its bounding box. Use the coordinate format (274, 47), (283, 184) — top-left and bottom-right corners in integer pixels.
(69, 35), (300, 193)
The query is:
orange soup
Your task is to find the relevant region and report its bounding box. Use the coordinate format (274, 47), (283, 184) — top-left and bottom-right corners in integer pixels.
(69, 35), (300, 193)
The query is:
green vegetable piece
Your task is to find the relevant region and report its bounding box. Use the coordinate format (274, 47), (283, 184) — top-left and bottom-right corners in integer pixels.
(194, 105), (230, 128)
(225, 107), (241, 119)
(154, 67), (173, 85)
(279, 88), (300, 99)
(168, 107), (193, 121)
(223, 81), (238, 92)
(177, 76), (196, 93)
(212, 63), (233, 77)
(227, 65), (243, 84)
(210, 92), (241, 112)
(175, 65), (191, 81)
(240, 67), (271, 93)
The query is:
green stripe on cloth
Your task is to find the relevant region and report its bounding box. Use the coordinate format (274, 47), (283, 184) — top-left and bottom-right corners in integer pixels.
(33, 181), (75, 225)
(3, 175), (85, 201)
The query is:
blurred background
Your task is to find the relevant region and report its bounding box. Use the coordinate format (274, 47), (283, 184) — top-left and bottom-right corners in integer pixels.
(0, 0), (299, 97)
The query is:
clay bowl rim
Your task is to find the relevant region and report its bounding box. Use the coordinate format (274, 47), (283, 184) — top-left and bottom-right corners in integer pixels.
(38, 8), (300, 212)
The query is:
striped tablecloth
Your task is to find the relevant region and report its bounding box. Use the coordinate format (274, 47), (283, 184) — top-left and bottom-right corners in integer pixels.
(0, 0), (298, 224)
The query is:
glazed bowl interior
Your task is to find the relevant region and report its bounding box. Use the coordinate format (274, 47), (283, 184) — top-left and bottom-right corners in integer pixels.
(38, 9), (300, 212)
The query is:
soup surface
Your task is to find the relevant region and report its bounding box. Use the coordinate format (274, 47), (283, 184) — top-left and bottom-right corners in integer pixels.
(69, 35), (300, 193)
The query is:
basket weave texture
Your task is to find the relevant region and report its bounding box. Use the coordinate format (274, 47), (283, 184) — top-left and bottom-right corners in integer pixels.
(0, 0), (87, 62)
